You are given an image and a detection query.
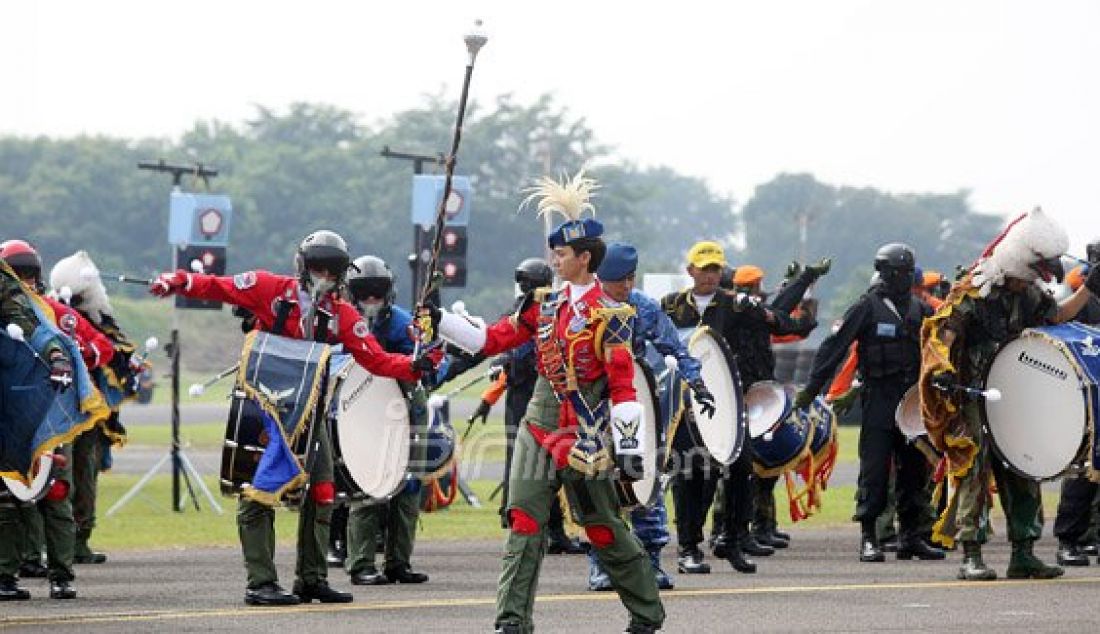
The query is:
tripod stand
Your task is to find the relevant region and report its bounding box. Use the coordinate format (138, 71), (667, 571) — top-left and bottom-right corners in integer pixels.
(106, 161), (226, 517)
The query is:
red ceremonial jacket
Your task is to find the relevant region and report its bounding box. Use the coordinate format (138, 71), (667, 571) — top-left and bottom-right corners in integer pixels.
(179, 270), (419, 382)
(43, 295), (115, 370)
(480, 282), (636, 465)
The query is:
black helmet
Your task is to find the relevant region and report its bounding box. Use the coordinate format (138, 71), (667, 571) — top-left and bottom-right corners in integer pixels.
(873, 242), (915, 296)
(296, 230), (350, 291)
(1087, 238), (1100, 266)
(347, 255), (395, 306)
(515, 257), (553, 294)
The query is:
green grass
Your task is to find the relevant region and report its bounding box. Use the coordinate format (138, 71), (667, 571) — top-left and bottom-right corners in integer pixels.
(124, 421), (227, 448)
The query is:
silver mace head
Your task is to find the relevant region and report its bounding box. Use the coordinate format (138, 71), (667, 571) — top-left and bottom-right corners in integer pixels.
(464, 19), (488, 65)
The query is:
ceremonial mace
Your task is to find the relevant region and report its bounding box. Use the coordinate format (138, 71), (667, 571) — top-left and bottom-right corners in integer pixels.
(413, 20), (488, 354)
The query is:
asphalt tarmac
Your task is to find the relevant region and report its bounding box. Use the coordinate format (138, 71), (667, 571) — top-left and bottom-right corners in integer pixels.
(2, 528), (1097, 633)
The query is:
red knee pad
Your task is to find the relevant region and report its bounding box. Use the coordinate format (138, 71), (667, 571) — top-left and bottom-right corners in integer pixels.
(310, 481), (335, 505)
(46, 479), (70, 502)
(508, 509), (540, 535)
(584, 525), (615, 549)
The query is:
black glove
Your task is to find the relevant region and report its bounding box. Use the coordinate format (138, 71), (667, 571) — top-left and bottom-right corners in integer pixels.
(689, 380), (716, 419)
(793, 388), (815, 410)
(469, 399), (492, 425)
(1086, 264), (1100, 297)
(734, 292), (760, 311)
(931, 371), (958, 391)
(411, 349), (442, 374)
(830, 388), (858, 416)
(47, 350), (73, 391)
(615, 453), (645, 484)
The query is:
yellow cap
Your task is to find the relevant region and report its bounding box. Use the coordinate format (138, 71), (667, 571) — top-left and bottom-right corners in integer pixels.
(687, 241), (726, 268)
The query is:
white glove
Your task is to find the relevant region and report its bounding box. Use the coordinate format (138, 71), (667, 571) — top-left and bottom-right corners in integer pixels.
(610, 401), (646, 481)
(438, 309), (488, 353)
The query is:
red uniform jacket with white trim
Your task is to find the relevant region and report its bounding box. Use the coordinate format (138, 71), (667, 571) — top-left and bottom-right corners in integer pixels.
(180, 270), (420, 382)
(43, 295), (115, 370)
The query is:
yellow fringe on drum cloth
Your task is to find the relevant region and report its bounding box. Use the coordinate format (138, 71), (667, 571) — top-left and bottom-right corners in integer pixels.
(919, 277), (982, 548)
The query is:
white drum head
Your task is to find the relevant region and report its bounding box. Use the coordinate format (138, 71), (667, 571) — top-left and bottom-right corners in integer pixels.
(335, 364), (411, 499)
(687, 328), (745, 465)
(630, 361), (662, 507)
(983, 334), (1087, 480)
(2, 454), (54, 502)
(895, 385), (925, 440)
(746, 381), (788, 438)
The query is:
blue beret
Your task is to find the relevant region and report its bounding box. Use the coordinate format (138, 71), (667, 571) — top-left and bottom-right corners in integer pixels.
(597, 242), (638, 282)
(547, 218), (603, 248)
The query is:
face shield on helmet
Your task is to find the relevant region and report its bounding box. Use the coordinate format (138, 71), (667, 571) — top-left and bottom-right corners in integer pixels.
(873, 243), (916, 298)
(346, 255), (395, 320)
(296, 230), (350, 294)
(514, 258), (553, 296)
(0, 239), (44, 291)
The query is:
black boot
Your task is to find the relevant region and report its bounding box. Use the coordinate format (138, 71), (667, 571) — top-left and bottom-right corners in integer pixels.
(293, 579), (354, 603)
(350, 566), (392, 585)
(773, 529), (791, 541)
(385, 565), (429, 584)
(1081, 541), (1099, 557)
(245, 582), (301, 606)
(0, 576), (31, 601)
(676, 546), (711, 574)
(754, 530), (789, 549)
(547, 526), (586, 554)
(712, 533), (730, 559)
(18, 561), (48, 578)
(897, 536), (946, 561)
(624, 621), (660, 633)
(860, 532), (885, 563)
(49, 579), (77, 600)
(1006, 540), (1064, 580)
(957, 541), (997, 581)
(740, 534), (775, 557)
(73, 552), (107, 564)
(326, 540), (346, 568)
(726, 543), (757, 574)
(880, 534), (899, 553)
(1056, 541), (1090, 567)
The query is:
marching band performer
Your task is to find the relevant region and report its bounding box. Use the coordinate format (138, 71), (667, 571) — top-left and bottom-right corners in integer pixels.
(148, 230), (438, 606)
(341, 254), (431, 586)
(421, 171), (664, 634)
(920, 208), (1098, 580)
(1054, 240), (1100, 566)
(589, 241), (716, 591)
(662, 242), (798, 574)
(1, 241), (114, 600)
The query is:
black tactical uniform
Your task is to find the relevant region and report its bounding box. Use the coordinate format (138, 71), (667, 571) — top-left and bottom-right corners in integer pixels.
(799, 244), (944, 563)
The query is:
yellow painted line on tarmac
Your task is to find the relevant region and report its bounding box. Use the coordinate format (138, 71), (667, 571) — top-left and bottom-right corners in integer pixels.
(4, 576), (1100, 628)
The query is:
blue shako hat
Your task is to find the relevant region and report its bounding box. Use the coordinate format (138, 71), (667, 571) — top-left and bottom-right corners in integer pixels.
(522, 169), (604, 248)
(597, 242), (638, 281)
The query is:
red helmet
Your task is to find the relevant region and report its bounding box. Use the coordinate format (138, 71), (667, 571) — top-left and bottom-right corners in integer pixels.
(0, 239), (43, 281)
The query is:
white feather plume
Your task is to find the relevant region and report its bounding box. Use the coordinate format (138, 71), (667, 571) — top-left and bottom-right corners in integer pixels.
(970, 207), (1068, 297)
(49, 251), (114, 324)
(520, 168), (599, 223)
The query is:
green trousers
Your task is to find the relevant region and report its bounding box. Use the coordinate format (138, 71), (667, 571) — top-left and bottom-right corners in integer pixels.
(953, 402), (1042, 543)
(346, 487), (420, 575)
(19, 499), (45, 565)
(496, 377), (664, 632)
(72, 425), (101, 557)
(238, 419), (334, 589)
(0, 446), (76, 582)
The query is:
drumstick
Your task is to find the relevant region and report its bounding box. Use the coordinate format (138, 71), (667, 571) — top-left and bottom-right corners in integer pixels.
(188, 364), (240, 397)
(934, 381), (1001, 402)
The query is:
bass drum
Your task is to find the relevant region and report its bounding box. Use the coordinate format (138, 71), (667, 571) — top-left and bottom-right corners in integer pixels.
(330, 360), (412, 502)
(981, 324), (1098, 480)
(1, 454), (55, 503)
(616, 360), (663, 509)
(685, 326), (746, 465)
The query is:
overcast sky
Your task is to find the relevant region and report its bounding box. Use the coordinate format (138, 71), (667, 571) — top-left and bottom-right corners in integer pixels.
(2, 1), (1097, 252)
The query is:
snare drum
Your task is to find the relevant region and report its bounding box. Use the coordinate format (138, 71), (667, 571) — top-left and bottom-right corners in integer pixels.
(981, 323), (1100, 480)
(746, 381), (812, 477)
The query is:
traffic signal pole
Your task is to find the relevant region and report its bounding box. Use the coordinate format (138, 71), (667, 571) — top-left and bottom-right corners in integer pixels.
(379, 146), (446, 306)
